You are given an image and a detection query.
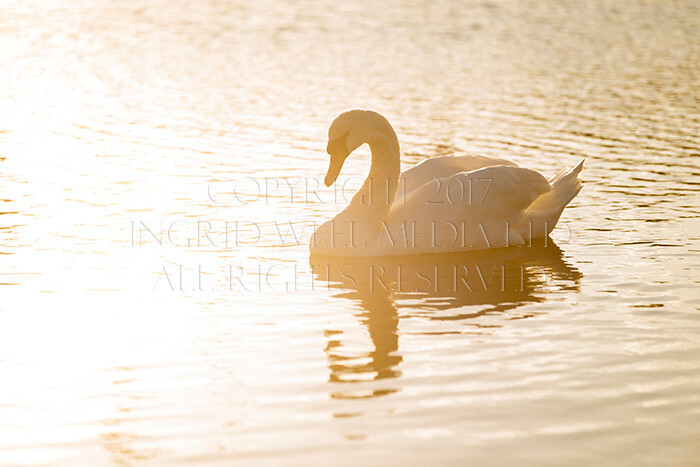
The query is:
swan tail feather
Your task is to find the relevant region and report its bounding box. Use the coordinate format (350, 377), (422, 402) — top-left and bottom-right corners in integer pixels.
(519, 159), (584, 240)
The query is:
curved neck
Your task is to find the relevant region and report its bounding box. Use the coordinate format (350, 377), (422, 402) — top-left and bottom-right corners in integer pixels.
(351, 117), (401, 213)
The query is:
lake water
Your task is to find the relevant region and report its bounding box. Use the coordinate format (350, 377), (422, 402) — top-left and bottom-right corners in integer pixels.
(1, 0), (699, 465)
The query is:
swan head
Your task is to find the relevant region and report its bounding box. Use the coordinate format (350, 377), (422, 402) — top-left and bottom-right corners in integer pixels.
(324, 109), (375, 187)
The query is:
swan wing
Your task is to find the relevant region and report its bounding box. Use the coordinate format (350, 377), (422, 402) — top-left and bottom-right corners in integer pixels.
(385, 165), (551, 250)
(399, 154), (518, 197)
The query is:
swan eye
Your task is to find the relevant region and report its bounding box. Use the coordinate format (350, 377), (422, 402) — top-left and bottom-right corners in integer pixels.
(327, 131), (349, 157)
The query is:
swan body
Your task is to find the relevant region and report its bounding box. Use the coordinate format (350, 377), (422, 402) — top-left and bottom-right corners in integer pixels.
(310, 109), (583, 257)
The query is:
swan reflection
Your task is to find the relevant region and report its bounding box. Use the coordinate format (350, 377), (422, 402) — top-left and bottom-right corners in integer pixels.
(310, 240), (581, 399)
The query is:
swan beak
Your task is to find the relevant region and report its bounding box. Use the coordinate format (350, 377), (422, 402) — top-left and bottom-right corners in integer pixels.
(324, 133), (349, 187)
(324, 156), (346, 187)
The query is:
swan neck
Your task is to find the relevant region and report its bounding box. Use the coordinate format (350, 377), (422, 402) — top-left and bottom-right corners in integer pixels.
(364, 123), (400, 207)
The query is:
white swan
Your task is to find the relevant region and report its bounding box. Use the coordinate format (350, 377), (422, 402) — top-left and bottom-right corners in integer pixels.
(310, 109), (583, 256)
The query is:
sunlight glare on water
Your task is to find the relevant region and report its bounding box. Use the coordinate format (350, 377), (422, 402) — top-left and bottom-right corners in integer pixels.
(1, 0), (699, 465)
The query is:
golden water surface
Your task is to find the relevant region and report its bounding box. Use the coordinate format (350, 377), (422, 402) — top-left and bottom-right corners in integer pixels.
(1, 0), (699, 465)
